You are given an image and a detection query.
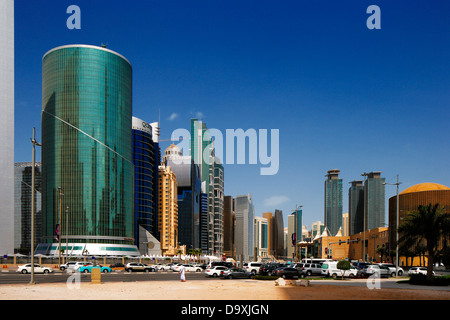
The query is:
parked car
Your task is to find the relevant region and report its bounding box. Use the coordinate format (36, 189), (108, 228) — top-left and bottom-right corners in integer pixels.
(109, 263), (126, 271)
(358, 264), (390, 278)
(378, 263), (404, 277)
(243, 262), (263, 275)
(70, 262), (93, 271)
(273, 267), (301, 279)
(321, 261), (358, 278)
(205, 266), (229, 277)
(125, 263), (156, 272)
(208, 261), (234, 269)
(408, 267), (435, 276)
(78, 264), (112, 273)
(169, 263), (182, 271)
(222, 268), (253, 279)
(173, 264), (202, 272)
(17, 264), (54, 274)
(60, 261), (78, 271)
(259, 263), (285, 276)
(156, 264), (172, 271)
(298, 263), (323, 277)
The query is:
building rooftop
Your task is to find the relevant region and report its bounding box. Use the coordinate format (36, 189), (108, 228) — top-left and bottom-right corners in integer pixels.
(400, 182), (450, 195)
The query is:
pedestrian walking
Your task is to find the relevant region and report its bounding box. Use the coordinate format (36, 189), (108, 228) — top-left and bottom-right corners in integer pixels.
(179, 264), (186, 282)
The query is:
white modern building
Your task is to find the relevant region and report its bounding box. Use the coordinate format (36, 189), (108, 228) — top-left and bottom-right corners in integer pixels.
(254, 216), (269, 260)
(234, 194), (254, 261)
(0, 0), (15, 255)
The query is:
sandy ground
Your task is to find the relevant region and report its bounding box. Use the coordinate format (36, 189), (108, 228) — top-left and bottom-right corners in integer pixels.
(0, 279), (449, 300)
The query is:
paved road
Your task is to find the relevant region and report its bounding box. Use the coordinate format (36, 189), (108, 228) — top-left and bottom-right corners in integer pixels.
(0, 270), (214, 285)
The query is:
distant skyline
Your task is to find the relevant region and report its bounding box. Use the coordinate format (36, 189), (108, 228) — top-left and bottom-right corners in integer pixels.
(13, 0), (450, 229)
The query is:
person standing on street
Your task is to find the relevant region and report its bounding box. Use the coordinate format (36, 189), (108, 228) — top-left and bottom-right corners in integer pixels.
(179, 264), (186, 282)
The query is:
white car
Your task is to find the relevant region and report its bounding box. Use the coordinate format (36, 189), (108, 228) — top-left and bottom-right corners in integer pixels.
(173, 264), (202, 272)
(205, 266), (228, 277)
(17, 264), (54, 274)
(408, 267), (435, 276)
(243, 262), (263, 275)
(378, 263), (404, 277)
(155, 264), (171, 271)
(321, 261), (358, 278)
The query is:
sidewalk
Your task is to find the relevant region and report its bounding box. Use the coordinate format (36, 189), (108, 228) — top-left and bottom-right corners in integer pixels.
(0, 279), (449, 300)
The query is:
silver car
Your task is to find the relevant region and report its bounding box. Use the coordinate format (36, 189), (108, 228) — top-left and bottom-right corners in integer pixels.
(378, 263), (404, 277)
(360, 264), (390, 278)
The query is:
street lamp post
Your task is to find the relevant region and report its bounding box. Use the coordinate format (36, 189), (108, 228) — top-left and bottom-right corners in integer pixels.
(58, 187), (64, 267)
(383, 175), (402, 277)
(30, 128), (42, 285)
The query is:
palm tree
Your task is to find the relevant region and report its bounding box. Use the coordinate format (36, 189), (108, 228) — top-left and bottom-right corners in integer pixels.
(398, 203), (450, 281)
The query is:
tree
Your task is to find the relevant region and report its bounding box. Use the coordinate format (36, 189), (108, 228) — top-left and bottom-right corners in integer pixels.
(376, 244), (387, 262)
(398, 203), (450, 281)
(336, 260), (351, 280)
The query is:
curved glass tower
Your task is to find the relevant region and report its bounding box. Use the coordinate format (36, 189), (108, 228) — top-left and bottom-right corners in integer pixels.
(132, 117), (156, 244)
(41, 45), (135, 253)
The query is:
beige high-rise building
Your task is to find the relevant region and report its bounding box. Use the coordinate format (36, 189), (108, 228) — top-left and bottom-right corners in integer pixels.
(158, 165), (178, 256)
(342, 213), (349, 236)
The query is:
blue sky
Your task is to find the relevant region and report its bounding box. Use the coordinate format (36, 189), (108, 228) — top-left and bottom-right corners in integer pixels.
(14, 0), (450, 228)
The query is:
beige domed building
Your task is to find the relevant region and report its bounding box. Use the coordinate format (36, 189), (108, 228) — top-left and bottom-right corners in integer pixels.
(388, 182), (450, 265)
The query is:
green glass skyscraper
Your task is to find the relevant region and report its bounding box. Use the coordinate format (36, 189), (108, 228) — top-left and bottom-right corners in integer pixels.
(41, 45), (136, 255)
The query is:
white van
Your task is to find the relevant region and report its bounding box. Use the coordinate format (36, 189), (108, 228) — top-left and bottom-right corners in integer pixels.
(321, 261), (357, 279)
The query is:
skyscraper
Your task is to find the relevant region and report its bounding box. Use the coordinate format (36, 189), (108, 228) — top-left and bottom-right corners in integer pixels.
(190, 119), (224, 255)
(41, 45), (137, 256)
(158, 164), (178, 255)
(132, 117), (157, 252)
(364, 171), (385, 230)
(273, 209), (284, 258)
(349, 180), (364, 235)
(223, 196), (235, 258)
(0, 0), (15, 256)
(234, 194), (254, 261)
(163, 144), (201, 250)
(14, 162), (42, 254)
(324, 169), (343, 236)
(287, 208), (302, 259)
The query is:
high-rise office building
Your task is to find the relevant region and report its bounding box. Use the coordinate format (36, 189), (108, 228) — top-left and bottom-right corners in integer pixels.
(14, 163), (42, 254)
(163, 144), (201, 250)
(287, 208), (302, 259)
(324, 169), (343, 236)
(234, 194), (254, 261)
(254, 216), (269, 259)
(158, 164), (178, 255)
(0, 0), (15, 256)
(223, 196), (235, 258)
(132, 117), (157, 252)
(150, 121), (161, 241)
(273, 209), (284, 258)
(190, 119), (224, 255)
(349, 180), (364, 235)
(311, 221), (324, 238)
(40, 45), (137, 256)
(364, 171), (385, 230)
(262, 212), (274, 256)
(212, 159), (224, 254)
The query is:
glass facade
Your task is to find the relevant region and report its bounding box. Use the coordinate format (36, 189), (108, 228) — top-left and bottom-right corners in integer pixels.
(324, 170), (343, 236)
(132, 117), (156, 246)
(41, 45), (134, 246)
(14, 163), (42, 254)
